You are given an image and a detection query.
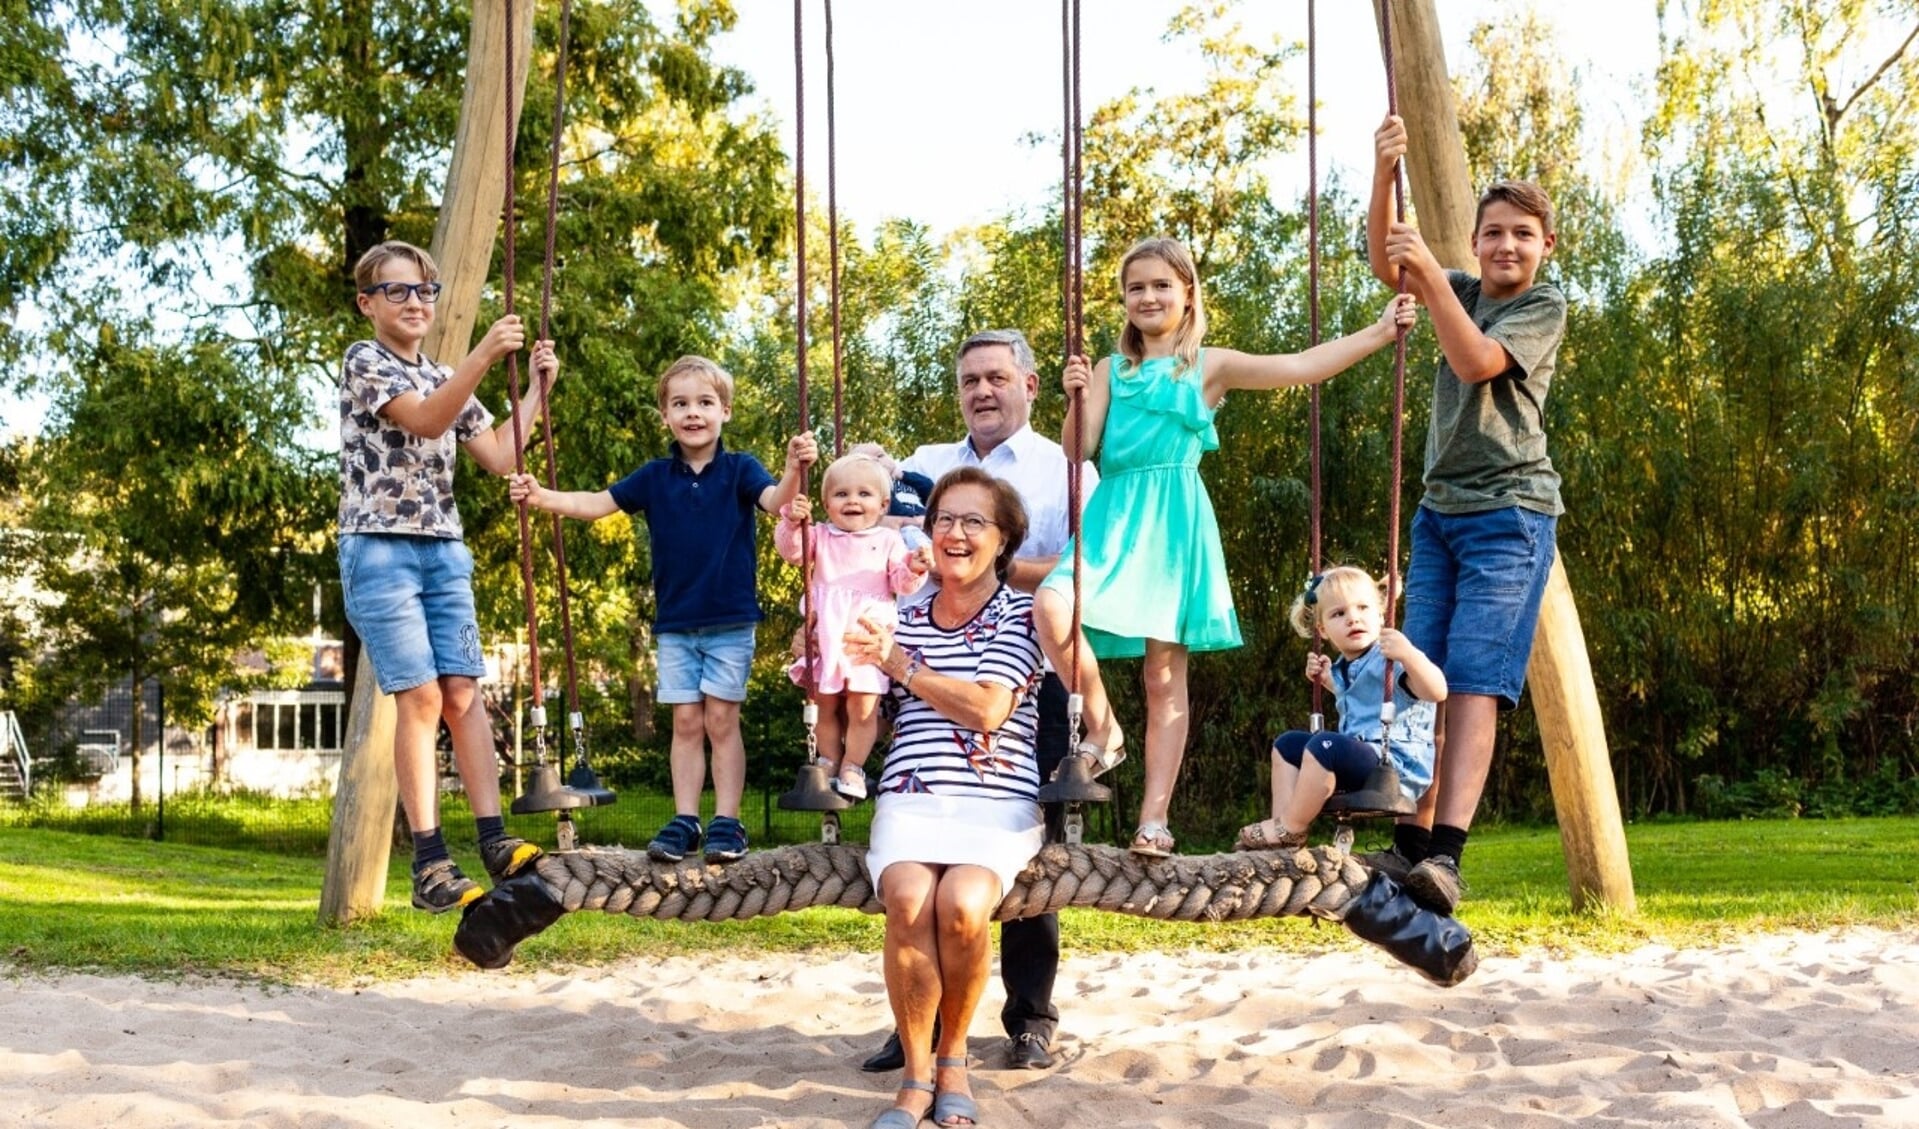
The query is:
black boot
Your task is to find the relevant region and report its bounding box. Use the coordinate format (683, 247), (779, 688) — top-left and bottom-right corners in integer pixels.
(859, 1018), (942, 1073)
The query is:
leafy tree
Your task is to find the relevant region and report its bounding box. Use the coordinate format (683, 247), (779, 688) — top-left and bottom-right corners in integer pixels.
(15, 318), (329, 808)
(1626, 0), (1919, 803)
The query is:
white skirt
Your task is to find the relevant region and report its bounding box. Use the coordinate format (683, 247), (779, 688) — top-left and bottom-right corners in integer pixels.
(865, 792), (1044, 898)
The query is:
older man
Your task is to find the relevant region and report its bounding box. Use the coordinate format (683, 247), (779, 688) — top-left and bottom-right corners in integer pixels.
(860, 328), (1098, 1074)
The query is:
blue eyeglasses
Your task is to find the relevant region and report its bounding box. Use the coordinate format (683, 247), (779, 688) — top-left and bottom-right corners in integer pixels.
(930, 511), (997, 536)
(360, 281), (444, 304)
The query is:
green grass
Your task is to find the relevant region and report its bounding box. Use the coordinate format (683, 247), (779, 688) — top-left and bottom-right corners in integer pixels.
(0, 818), (1913, 982)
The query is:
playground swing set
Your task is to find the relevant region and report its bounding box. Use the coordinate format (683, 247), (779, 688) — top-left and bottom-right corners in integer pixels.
(321, 0), (1635, 986)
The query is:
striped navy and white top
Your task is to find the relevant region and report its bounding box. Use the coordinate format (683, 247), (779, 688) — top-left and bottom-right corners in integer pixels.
(879, 584), (1045, 801)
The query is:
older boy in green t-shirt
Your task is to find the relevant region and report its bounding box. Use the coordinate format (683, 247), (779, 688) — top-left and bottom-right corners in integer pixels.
(1364, 114), (1569, 914)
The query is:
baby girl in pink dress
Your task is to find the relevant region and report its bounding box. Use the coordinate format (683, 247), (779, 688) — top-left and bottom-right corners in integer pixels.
(776, 451), (930, 797)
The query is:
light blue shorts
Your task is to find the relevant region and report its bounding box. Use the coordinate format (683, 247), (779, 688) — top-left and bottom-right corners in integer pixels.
(1401, 504), (1557, 711)
(339, 534), (487, 694)
(656, 623), (757, 704)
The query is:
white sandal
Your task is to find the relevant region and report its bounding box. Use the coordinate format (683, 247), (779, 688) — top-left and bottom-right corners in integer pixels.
(1130, 821), (1175, 858)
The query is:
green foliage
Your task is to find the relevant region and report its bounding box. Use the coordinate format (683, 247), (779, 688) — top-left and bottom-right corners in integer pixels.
(3, 0), (1916, 823)
(3, 818), (1916, 979)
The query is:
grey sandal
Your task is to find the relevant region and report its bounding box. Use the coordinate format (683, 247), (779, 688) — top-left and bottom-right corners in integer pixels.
(870, 1078), (934, 1128)
(932, 1056), (979, 1127)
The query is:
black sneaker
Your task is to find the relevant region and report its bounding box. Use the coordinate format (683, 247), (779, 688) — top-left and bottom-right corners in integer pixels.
(480, 836), (543, 884)
(411, 858), (482, 913)
(1358, 846), (1417, 883)
(1007, 1032), (1054, 1070)
(1404, 853), (1464, 914)
(647, 815), (702, 863)
(703, 816), (749, 864)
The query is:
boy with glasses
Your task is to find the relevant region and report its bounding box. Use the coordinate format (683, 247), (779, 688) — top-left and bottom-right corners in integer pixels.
(339, 239), (559, 912)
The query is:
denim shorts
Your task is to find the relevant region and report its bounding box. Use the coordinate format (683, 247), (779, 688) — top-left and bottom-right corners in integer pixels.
(1401, 504), (1557, 710)
(1272, 730), (1382, 792)
(656, 623), (757, 704)
(339, 534), (487, 694)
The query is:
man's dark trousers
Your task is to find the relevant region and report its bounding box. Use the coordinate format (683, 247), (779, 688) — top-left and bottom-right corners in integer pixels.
(999, 671), (1068, 1044)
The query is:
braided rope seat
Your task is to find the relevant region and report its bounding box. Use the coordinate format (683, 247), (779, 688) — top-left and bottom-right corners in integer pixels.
(454, 841), (1479, 986)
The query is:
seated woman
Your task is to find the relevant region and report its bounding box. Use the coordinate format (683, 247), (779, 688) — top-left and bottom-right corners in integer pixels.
(843, 466), (1045, 1129)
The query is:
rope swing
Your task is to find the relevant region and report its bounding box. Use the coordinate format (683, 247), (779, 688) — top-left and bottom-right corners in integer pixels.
(449, 2), (1479, 992)
(455, 841), (1480, 986)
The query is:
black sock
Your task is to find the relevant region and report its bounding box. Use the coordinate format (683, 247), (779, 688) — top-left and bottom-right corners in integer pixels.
(1395, 823), (1433, 862)
(1428, 824), (1469, 864)
(475, 815), (507, 847)
(411, 828), (450, 872)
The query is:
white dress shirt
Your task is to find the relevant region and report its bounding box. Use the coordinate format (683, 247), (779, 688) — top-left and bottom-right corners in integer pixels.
(900, 424), (1098, 568)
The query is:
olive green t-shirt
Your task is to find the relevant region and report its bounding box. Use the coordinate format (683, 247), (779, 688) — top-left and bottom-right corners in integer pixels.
(1423, 270), (1567, 516)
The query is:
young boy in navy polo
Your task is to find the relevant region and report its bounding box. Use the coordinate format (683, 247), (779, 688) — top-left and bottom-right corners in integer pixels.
(510, 356), (816, 863)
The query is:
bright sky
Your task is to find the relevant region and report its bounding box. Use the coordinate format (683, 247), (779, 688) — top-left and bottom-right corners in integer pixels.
(1, 0), (1666, 442)
(708, 0), (1664, 235)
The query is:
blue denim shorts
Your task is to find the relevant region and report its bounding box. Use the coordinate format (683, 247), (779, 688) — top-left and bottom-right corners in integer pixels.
(339, 534), (487, 694)
(1401, 504), (1557, 710)
(656, 623), (757, 704)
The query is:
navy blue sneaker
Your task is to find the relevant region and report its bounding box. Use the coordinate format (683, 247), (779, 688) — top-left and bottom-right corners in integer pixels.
(647, 815), (702, 863)
(703, 815), (749, 863)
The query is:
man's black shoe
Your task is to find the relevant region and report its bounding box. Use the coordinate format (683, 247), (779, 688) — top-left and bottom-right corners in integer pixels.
(1007, 1032), (1054, 1070)
(859, 1020), (941, 1073)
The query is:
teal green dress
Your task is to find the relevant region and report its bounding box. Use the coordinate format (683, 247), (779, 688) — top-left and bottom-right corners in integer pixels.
(1042, 351), (1242, 659)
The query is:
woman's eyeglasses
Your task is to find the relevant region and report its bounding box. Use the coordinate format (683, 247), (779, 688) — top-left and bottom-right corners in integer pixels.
(360, 281), (444, 304)
(929, 511), (997, 536)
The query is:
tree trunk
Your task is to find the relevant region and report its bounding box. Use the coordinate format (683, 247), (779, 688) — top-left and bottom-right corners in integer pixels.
(128, 667), (144, 813)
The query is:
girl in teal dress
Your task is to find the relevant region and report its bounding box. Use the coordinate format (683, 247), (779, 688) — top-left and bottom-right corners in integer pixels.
(1036, 236), (1416, 857)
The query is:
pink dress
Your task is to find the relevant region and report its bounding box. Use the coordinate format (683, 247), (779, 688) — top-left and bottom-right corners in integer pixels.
(776, 519), (927, 693)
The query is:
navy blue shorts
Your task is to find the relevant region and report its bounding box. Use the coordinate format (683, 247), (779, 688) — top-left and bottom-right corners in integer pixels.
(1271, 730), (1382, 792)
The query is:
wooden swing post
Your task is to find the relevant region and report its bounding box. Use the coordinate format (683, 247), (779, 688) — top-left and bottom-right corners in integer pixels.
(1373, 0), (1635, 914)
(321, 0), (540, 926)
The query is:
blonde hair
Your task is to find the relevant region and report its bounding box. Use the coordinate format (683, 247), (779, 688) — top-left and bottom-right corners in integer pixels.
(353, 241), (439, 290)
(1287, 566), (1387, 639)
(1117, 236), (1207, 377)
(821, 451), (892, 502)
(655, 355), (735, 411)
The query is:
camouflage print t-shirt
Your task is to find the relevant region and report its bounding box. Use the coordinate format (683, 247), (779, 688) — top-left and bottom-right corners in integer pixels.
(338, 339), (494, 538)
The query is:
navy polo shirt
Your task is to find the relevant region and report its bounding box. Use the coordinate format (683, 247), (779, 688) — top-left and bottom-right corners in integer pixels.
(607, 440), (777, 633)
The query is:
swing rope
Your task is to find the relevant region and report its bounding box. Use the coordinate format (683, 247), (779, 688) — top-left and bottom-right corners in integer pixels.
(531, 0), (589, 760)
(1061, 0), (1087, 740)
(1306, 0), (1326, 730)
(1378, 0), (1411, 717)
(791, 0), (820, 724)
(500, 0), (594, 772)
(825, 0), (844, 458)
(500, 0), (548, 757)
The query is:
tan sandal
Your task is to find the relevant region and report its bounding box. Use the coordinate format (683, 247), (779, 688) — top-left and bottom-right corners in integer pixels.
(1234, 819), (1307, 852)
(1130, 821), (1175, 858)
